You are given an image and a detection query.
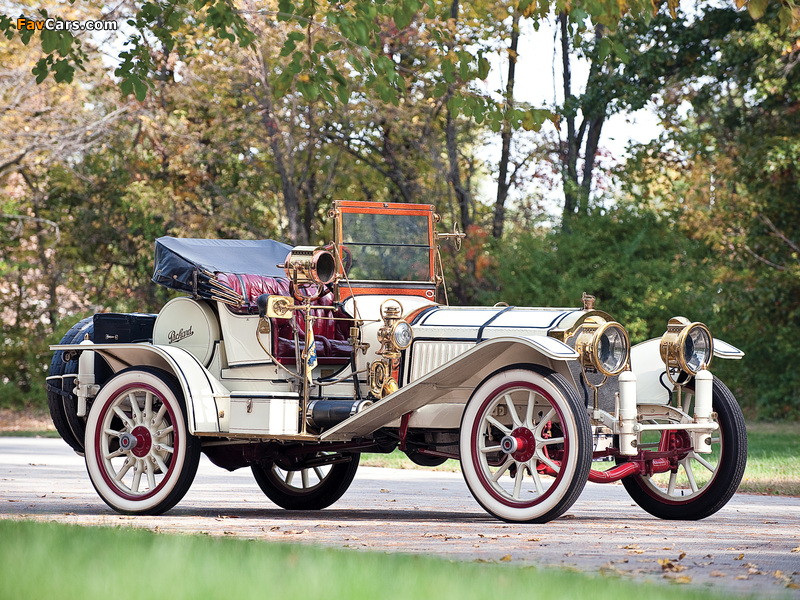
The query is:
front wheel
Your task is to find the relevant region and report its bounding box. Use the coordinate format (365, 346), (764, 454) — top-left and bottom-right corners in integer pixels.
(620, 377), (747, 520)
(459, 366), (593, 523)
(84, 368), (201, 515)
(251, 452), (360, 510)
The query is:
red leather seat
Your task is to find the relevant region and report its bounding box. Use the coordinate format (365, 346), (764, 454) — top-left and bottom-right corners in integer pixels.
(217, 273), (352, 365)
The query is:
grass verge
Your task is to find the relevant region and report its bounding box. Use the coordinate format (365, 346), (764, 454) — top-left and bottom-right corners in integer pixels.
(739, 422), (800, 496)
(0, 519), (750, 600)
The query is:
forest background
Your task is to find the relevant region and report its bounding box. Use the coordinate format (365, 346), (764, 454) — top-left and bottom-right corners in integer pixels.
(2, 0), (799, 420)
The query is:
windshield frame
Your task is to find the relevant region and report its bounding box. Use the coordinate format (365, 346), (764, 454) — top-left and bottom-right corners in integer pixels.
(332, 201), (439, 301)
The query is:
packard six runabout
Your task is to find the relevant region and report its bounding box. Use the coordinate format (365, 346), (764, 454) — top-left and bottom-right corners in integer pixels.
(47, 201), (747, 523)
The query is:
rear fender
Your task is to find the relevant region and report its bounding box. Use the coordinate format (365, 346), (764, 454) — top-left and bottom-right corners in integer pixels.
(49, 342), (227, 434)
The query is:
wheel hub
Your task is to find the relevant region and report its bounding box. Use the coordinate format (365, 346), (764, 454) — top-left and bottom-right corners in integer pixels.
(129, 426), (153, 458)
(119, 433), (136, 451)
(501, 427), (536, 462)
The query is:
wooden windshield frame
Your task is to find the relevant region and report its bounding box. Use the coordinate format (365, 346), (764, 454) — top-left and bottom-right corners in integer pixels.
(332, 201), (438, 301)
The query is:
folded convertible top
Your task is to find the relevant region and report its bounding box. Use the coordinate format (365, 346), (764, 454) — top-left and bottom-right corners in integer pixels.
(152, 237), (292, 304)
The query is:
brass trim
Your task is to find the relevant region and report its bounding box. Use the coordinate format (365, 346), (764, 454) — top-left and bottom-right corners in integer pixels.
(547, 310), (615, 343)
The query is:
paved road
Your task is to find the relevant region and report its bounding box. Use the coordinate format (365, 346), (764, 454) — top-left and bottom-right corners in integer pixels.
(1, 437), (798, 596)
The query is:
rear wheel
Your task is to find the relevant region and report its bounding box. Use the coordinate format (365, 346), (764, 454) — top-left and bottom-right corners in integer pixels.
(251, 452), (359, 510)
(47, 317), (93, 454)
(620, 377), (747, 520)
(84, 367), (201, 515)
(459, 366), (592, 523)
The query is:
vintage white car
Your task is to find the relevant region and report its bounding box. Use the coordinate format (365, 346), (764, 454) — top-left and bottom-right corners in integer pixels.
(47, 201), (747, 523)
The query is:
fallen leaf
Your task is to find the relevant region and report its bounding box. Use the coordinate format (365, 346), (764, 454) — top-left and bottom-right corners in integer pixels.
(734, 553), (744, 560)
(500, 555), (512, 562)
(658, 558), (687, 572)
(710, 571), (726, 577)
(379, 489), (390, 493)
(269, 526), (280, 531)
(527, 537), (541, 542)
(791, 546), (800, 553)
(735, 575), (749, 580)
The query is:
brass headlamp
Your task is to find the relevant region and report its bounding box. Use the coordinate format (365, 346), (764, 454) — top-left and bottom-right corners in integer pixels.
(659, 316), (713, 380)
(574, 316), (630, 377)
(377, 299), (413, 361)
(283, 246), (337, 286)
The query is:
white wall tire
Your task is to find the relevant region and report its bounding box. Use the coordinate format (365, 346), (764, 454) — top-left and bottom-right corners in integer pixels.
(84, 368), (201, 515)
(459, 366), (592, 523)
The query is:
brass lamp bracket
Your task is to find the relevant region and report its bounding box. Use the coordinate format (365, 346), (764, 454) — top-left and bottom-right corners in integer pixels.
(435, 223), (467, 251)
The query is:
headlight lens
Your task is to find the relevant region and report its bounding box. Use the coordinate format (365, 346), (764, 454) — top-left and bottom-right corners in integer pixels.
(683, 326), (712, 372)
(596, 323), (629, 376)
(392, 321), (413, 350)
(575, 318), (630, 377)
(660, 317), (713, 375)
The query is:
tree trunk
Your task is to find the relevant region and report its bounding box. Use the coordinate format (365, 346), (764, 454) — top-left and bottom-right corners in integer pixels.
(446, 109), (472, 229)
(492, 5), (521, 239)
(560, 11), (579, 224)
(253, 49), (308, 245)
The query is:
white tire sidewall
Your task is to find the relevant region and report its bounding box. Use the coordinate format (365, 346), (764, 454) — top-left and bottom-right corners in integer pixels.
(85, 370), (188, 513)
(460, 368), (582, 522)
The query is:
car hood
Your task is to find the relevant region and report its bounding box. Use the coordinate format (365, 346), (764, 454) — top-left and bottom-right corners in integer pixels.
(409, 305), (596, 343)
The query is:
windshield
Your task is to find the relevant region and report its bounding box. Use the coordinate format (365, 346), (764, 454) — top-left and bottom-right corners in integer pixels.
(341, 210), (432, 282)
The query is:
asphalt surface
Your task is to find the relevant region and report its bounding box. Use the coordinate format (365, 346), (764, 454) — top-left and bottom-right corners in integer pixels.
(1, 437), (798, 596)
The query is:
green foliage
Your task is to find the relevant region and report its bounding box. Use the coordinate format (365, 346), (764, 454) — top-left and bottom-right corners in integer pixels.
(618, 4), (800, 419)
(489, 206), (712, 344)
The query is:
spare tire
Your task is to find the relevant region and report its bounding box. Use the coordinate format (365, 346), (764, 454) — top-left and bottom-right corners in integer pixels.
(46, 317), (93, 454)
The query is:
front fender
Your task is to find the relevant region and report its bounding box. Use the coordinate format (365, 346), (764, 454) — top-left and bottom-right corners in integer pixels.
(320, 335), (579, 441)
(631, 337), (744, 405)
(50, 342), (228, 434)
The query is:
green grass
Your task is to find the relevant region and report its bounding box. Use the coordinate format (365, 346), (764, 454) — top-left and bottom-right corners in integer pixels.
(361, 450), (461, 471)
(739, 422), (800, 496)
(0, 519), (752, 600)
(363, 422), (800, 496)
(0, 430), (59, 438)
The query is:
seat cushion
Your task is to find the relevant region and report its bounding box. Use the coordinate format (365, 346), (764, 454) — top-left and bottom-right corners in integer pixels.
(217, 273), (352, 364)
